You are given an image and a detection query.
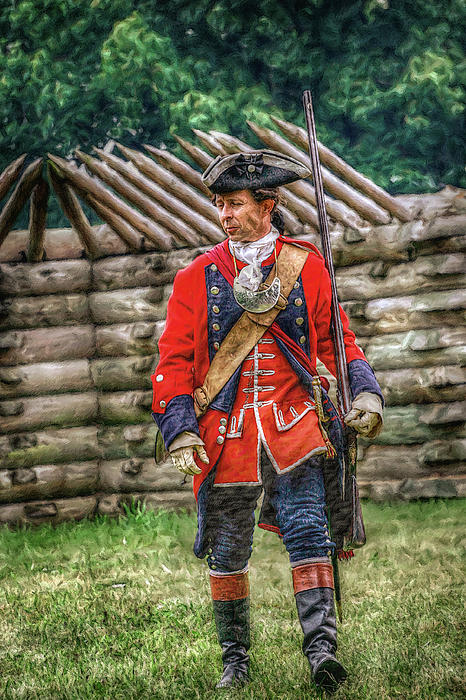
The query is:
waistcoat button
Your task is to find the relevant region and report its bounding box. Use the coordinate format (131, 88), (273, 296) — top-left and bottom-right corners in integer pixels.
(296, 317), (304, 326)
(294, 298), (303, 307)
(211, 286), (219, 295)
(299, 336), (306, 344)
(212, 323), (220, 331)
(213, 341), (220, 350)
(210, 264), (218, 271)
(212, 305), (220, 313)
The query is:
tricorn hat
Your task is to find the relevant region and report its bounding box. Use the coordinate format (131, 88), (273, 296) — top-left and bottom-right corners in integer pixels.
(202, 149), (311, 194)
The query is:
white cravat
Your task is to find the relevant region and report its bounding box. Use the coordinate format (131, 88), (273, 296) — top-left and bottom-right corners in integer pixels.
(228, 226), (280, 265)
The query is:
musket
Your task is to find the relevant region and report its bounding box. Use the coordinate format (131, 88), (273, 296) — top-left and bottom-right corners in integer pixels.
(302, 90), (366, 620)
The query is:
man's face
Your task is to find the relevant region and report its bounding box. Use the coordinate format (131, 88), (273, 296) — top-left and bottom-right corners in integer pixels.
(214, 190), (274, 242)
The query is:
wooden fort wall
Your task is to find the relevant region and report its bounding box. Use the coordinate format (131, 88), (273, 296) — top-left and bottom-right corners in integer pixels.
(0, 124), (464, 528)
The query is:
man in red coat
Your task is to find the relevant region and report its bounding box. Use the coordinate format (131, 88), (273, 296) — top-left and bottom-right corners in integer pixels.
(151, 150), (383, 694)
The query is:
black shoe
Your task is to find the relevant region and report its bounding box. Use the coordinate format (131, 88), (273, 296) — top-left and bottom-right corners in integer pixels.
(212, 597), (250, 689)
(295, 585), (348, 695)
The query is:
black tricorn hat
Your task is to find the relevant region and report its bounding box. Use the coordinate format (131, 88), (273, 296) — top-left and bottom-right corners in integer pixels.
(201, 149), (311, 194)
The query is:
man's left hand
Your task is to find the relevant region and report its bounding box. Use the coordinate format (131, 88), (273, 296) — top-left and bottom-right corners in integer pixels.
(344, 392), (383, 438)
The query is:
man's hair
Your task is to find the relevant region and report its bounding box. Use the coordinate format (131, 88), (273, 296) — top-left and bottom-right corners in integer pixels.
(211, 187), (286, 233)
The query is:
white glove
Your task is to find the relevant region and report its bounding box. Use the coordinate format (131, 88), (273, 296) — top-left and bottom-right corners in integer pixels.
(344, 392), (383, 438)
(170, 440), (209, 475)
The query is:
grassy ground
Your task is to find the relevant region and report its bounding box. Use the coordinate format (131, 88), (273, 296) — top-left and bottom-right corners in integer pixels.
(0, 499), (463, 699)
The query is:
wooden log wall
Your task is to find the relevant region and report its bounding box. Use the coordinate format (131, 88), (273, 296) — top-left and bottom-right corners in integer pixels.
(0, 131), (464, 528)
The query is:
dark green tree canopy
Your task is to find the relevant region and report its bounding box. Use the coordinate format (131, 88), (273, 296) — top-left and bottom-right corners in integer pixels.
(0, 0), (464, 226)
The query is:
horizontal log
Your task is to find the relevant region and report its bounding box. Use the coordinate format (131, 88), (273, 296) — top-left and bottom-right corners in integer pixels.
(95, 321), (163, 357)
(358, 476), (465, 501)
(247, 121), (391, 225)
(0, 325), (94, 366)
(98, 422), (157, 460)
(0, 359), (92, 398)
(344, 289), (466, 336)
(0, 495), (97, 527)
(0, 460), (98, 504)
(0, 293), (90, 330)
(28, 177), (49, 262)
(336, 253), (465, 302)
(89, 285), (170, 324)
(0, 426), (99, 469)
(0, 392), (98, 434)
(97, 490), (195, 517)
(100, 457), (189, 493)
(92, 247), (205, 291)
(91, 356), (153, 391)
(98, 390), (152, 424)
(0, 259), (90, 296)
(376, 366), (466, 406)
(361, 328), (466, 370)
(0, 153), (27, 201)
(395, 186), (465, 220)
(270, 116), (413, 222)
(311, 218), (466, 267)
(363, 401), (466, 445)
(0, 225), (129, 263)
(357, 440), (466, 481)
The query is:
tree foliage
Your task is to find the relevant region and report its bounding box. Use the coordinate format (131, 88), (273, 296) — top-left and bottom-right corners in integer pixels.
(0, 0), (464, 227)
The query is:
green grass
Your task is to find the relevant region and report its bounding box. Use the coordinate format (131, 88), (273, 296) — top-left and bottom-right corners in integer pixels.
(0, 500), (464, 699)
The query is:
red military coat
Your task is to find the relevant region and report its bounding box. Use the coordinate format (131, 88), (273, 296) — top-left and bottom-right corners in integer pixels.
(151, 235), (369, 500)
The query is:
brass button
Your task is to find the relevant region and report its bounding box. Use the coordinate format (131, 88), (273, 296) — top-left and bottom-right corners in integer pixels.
(212, 305), (220, 314)
(296, 317), (304, 326)
(294, 281), (300, 289)
(211, 564), (217, 569)
(299, 336), (306, 345)
(212, 323), (220, 331)
(210, 555), (216, 561)
(219, 426), (226, 434)
(220, 418), (227, 426)
(211, 286), (219, 295)
(216, 436), (225, 444)
(247, 164), (256, 173)
(208, 548), (213, 554)
(159, 400), (166, 408)
(155, 374), (164, 382)
(294, 298), (303, 307)
(213, 341), (220, 350)
(210, 264), (218, 271)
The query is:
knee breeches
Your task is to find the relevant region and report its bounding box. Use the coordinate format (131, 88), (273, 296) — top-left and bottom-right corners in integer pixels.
(205, 455), (335, 573)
